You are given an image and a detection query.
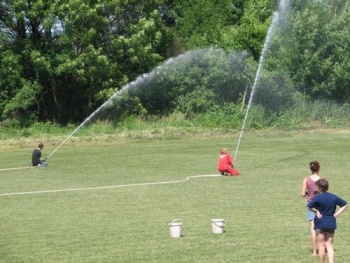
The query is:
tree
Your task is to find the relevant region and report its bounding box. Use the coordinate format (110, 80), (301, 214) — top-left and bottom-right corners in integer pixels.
(0, 0), (174, 125)
(165, 0), (260, 51)
(0, 0), (114, 124)
(220, 0), (276, 59)
(289, 0), (350, 103)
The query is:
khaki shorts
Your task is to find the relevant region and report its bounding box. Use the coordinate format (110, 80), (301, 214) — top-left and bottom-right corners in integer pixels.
(315, 229), (335, 234)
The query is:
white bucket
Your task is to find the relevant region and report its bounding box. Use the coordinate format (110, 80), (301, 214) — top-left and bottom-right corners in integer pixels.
(169, 219), (182, 238)
(211, 219), (225, 234)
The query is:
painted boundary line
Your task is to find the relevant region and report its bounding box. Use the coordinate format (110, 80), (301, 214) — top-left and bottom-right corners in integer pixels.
(0, 174), (221, 197)
(0, 166), (35, 172)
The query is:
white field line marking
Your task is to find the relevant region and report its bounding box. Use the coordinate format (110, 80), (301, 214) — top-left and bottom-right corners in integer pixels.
(0, 166), (35, 172)
(0, 174), (221, 197)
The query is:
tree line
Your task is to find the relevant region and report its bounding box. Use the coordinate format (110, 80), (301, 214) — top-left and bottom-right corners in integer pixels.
(0, 0), (349, 126)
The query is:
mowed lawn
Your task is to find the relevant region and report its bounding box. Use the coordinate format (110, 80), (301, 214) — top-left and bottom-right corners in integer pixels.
(0, 130), (349, 262)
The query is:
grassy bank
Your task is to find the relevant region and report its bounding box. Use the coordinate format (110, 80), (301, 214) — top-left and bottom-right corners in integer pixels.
(1, 99), (350, 146)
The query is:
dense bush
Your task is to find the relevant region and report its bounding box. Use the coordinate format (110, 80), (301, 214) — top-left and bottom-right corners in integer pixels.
(1, 99), (349, 142)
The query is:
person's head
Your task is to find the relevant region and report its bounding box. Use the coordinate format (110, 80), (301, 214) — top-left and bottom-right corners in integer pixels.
(38, 143), (44, 149)
(309, 160), (320, 173)
(220, 148), (227, 154)
(315, 178), (329, 193)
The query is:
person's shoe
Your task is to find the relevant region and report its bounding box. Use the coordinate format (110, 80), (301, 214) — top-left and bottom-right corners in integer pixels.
(221, 172), (225, 176)
(224, 172), (230, 176)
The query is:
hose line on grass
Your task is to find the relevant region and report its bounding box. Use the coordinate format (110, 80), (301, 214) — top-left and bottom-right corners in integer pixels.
(0, 174), (222, 197)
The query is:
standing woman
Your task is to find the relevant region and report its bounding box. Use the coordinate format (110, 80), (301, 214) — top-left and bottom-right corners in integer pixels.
(301, 160), (322, 256)
(308, 178), (347, 263)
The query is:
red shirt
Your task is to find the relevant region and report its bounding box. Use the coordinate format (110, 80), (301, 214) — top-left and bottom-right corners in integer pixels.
(218, 153), (232, 171)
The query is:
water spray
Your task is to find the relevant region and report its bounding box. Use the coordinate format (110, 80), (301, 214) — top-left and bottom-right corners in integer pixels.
(46, 49), (247, 160)
(234, 12), (279, 161)
(45, 93), (127, 160)
(234, 0), (290, 161)
(45, 54), (187, 160)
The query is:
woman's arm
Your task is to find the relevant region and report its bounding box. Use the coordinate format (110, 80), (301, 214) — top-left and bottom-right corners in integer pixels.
(308, 207), (322, 218)
(334, 204), (348, 219)
(301, 178), (307, 197)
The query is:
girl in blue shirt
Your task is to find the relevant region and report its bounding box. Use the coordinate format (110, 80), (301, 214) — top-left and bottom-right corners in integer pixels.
(307, 178), (347, 263)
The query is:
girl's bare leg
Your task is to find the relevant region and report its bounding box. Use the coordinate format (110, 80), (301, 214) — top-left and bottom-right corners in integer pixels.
(325, 232), (335, 263)
(310, 220), (317, 255)
(317, 232), (326, 263)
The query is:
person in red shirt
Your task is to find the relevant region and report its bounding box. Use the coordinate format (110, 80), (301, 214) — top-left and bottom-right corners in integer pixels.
(218, 148), (239, 176)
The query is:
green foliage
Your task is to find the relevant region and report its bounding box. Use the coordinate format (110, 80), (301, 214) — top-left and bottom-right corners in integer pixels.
(0, 0), (174, 125)
(2, 81), (42, 121)
(288, 0), (350, 102)
(97, 94), (148, 124)
(190, 103), (243, 129)
(28, 121), (63, 134)
(171, 0), (241, 48)
(253, 70), (296, 113)
(1, 99), (350, 141)
(221, 0), (275, 59)
(111, 7), (171, 79)
(175, 88), (217, 116)
(1, 0), (349, 128)
(130, 49), (255, 116)
(273, 100), (350, 129)
(0, 119), (65, 139)
(0, 51), (24, 118)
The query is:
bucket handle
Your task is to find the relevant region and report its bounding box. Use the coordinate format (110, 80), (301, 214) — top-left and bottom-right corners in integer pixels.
(212, 220), (225, 228)
(170, 219), (182, 224)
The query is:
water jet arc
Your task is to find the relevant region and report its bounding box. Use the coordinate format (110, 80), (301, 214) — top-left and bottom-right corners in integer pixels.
(234, 0), (290, 161)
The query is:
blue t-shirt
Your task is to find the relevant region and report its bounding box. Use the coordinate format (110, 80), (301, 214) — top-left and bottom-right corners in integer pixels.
(307, 192), (347, 230)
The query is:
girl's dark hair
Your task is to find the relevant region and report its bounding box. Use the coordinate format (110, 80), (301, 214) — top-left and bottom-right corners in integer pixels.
(309, 160), (320, 172)
(315, 178), (329, 192)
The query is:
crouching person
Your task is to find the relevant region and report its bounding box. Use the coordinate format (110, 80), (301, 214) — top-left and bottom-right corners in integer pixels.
(32, 143), (48, 167)
(218, 148), (239, 176)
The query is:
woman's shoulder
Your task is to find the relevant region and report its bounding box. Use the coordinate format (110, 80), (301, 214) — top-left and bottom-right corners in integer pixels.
(309, 174), (321, 181)
(305, 175), (312, 182)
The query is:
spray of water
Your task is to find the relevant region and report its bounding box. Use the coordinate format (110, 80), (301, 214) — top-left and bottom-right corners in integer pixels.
(46, 54), (187, 159)
(47, 48), (248, 159)
(46, 0), (291, 162)
(234, 0), (291, 161)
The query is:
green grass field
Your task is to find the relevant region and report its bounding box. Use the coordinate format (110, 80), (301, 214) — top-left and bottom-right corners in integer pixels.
(1, 130), (349, 262)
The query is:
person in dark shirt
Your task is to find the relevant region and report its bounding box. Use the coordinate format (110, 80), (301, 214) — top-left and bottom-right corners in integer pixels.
(32, 143), (48, 167)
(307, 178), (347, 263)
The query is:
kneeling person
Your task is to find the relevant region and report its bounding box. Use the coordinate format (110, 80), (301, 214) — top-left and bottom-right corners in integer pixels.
(218, 148), (239, 176)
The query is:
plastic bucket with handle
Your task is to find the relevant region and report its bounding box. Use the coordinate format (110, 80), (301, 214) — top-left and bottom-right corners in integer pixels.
(169, 219), (182, 238)
(211, 219), (225, 234)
